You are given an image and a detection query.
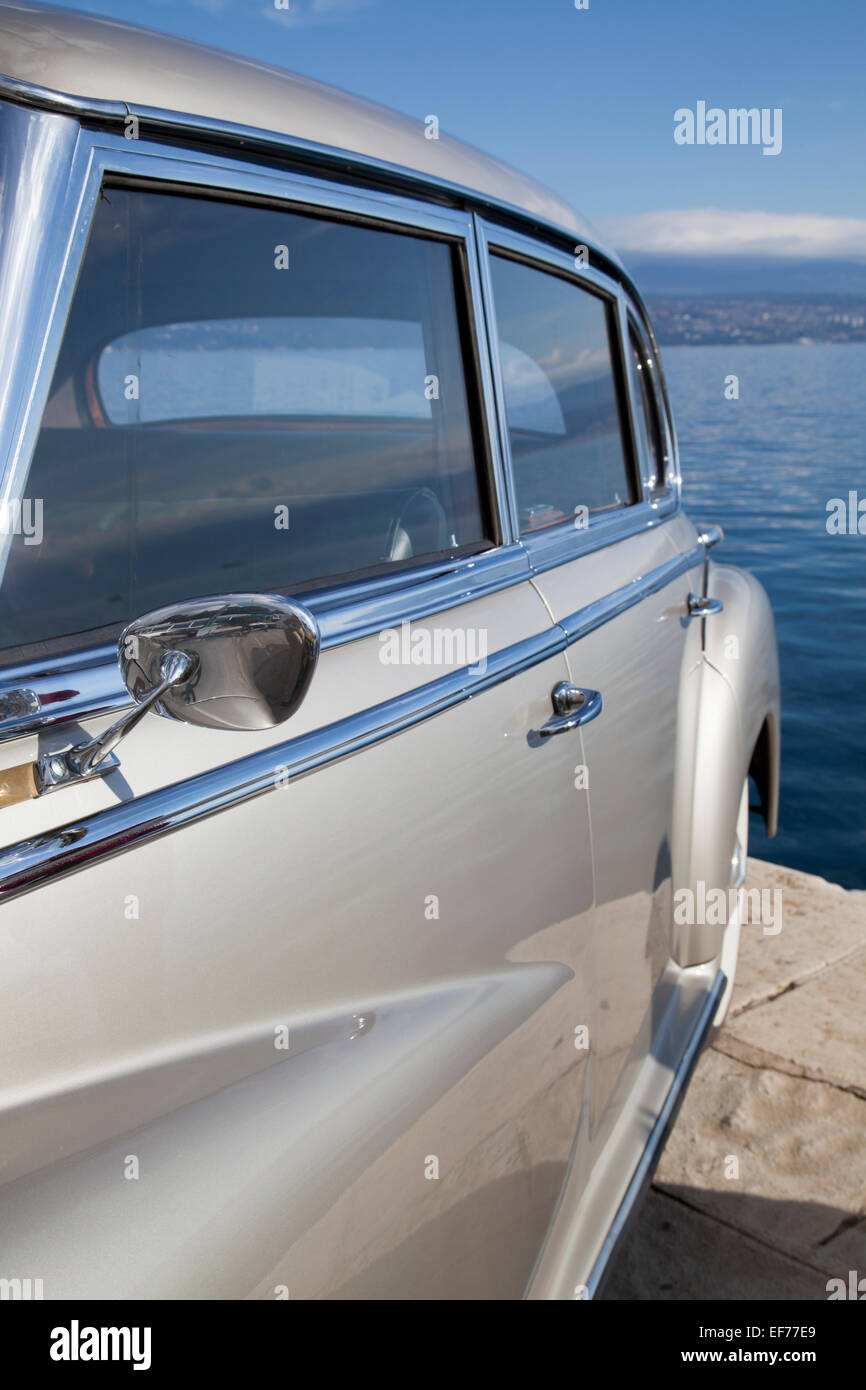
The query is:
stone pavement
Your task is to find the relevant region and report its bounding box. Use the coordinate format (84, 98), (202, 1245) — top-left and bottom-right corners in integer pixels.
(604, 858), (866, 1300)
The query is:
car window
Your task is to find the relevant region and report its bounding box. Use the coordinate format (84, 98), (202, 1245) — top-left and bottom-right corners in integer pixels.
(489, 253), (635, 533)
(628, 321), (667, 491)
(0, 187), (491, 656)
(96, 317), (434, 425)
(495, 341), (566, 436)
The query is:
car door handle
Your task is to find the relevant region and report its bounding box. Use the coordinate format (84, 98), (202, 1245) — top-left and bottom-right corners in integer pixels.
(538, 681), (603, 738)
(687, 593), (724, 618)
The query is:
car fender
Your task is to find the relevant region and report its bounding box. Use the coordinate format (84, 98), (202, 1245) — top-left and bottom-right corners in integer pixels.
(672, 561), (780, 967)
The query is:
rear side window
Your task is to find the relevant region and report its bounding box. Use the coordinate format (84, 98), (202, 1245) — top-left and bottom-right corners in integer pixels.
(0, 187), (491, 655)
(489, 253), (635, 532)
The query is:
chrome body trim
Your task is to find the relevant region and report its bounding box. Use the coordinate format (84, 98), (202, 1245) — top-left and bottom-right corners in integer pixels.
(0, 120), (504, 533)
(473, 214), (521, 542)
(0, 687), (39, 722)
(618, 291), (652, 494)
(0, 646), (131, 741)
(0, 71), (616, 267)
(0, 533), (704, 744)
(0, 539), (710, 904)
(0, 119), (524, 740)
(474, 218), (682, 568)
(620, 292), (683, 504)
(521, 499), (678, 578)
(558, 543), (704, 645)
(0, 102), (84, 578)
(0, 544), (532, 743)
(623, 303), (680, 499)
(0, 624), (566, 904)
(0, 115), (689, 746)
(586, 968), (726, 1299)
(477, 217), (633, 312)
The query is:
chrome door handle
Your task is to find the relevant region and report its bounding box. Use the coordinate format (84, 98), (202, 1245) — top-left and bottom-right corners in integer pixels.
(696, 524), (724, 550)
(539, 681), (603, 738)
(687, 593), (724, 618)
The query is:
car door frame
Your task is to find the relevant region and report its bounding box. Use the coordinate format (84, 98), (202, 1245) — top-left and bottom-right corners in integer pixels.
(472, 215), (683, 557)
(0, 103), (608, 1300)
(471, 216), (732, 1299)
(0, 110), (534, 753)
(0, 109), (693, 763)
(0, 97), (730, 1302)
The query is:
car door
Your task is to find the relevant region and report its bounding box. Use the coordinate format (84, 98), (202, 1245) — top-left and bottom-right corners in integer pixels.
(478, 224), (708, 1141)
(0, 121), (597, 1299)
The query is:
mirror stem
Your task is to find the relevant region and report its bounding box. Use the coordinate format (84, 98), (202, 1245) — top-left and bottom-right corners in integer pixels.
(68, 650), (193, 778)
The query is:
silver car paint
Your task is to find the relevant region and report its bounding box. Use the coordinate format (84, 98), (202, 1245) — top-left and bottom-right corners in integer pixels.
(0, 2), (780, 1299)
(671, 560), (781, 968)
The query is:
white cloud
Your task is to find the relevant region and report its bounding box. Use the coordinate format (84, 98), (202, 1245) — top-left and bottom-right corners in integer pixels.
(601, 209), (866, 261)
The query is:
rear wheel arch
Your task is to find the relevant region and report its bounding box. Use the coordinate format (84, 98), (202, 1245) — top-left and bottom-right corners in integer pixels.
(748, 710), (780, 839)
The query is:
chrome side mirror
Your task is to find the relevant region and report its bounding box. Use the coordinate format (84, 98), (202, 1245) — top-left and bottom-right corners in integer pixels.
(34, 594), (319, 796)
(119, 593), (319, 732)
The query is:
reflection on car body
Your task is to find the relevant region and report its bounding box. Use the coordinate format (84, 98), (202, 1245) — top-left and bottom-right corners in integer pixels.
(0, 1), (779, 1300)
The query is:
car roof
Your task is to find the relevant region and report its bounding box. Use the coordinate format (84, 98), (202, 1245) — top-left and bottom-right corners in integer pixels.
(0, 0), (616, 260)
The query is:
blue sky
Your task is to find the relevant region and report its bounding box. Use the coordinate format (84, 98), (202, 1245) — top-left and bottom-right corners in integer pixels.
(42, 0), (866, 259)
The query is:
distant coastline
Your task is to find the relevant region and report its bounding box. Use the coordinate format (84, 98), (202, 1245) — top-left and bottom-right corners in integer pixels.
(646, 294), (866, 347)
(619, 254), (866, 347)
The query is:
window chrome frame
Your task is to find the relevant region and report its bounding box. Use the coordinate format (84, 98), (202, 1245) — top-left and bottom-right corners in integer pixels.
(623, 290), (682, 499)
(0, 102), (87, 582)
(475, 217), (681, 577)
(4, 122), (512, 532)
(622, 299), (679, 503)
(0, 103), (685, 747)
(0, 114), (530, 743)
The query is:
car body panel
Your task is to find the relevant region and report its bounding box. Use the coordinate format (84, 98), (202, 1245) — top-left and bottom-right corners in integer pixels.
(530, 525), (707, 1125)
(0, 578), (605, 1300)
(0, 2), (780, 1300)
(671, 560), (781, 967)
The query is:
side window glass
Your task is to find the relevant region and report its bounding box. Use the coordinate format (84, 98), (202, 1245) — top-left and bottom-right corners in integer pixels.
(628, 322), (668, 493)
(489, 252), (635, 533)
(0, 187), (491, 657)
(95, 318), (433, 425)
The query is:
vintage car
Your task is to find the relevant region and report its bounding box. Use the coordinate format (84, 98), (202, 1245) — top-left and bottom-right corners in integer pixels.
(0, 2), (779, 1300)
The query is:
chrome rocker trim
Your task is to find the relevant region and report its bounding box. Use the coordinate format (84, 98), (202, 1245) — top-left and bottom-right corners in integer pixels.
(0, 540), (707, 904)
(585, 968), (726, 1299)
